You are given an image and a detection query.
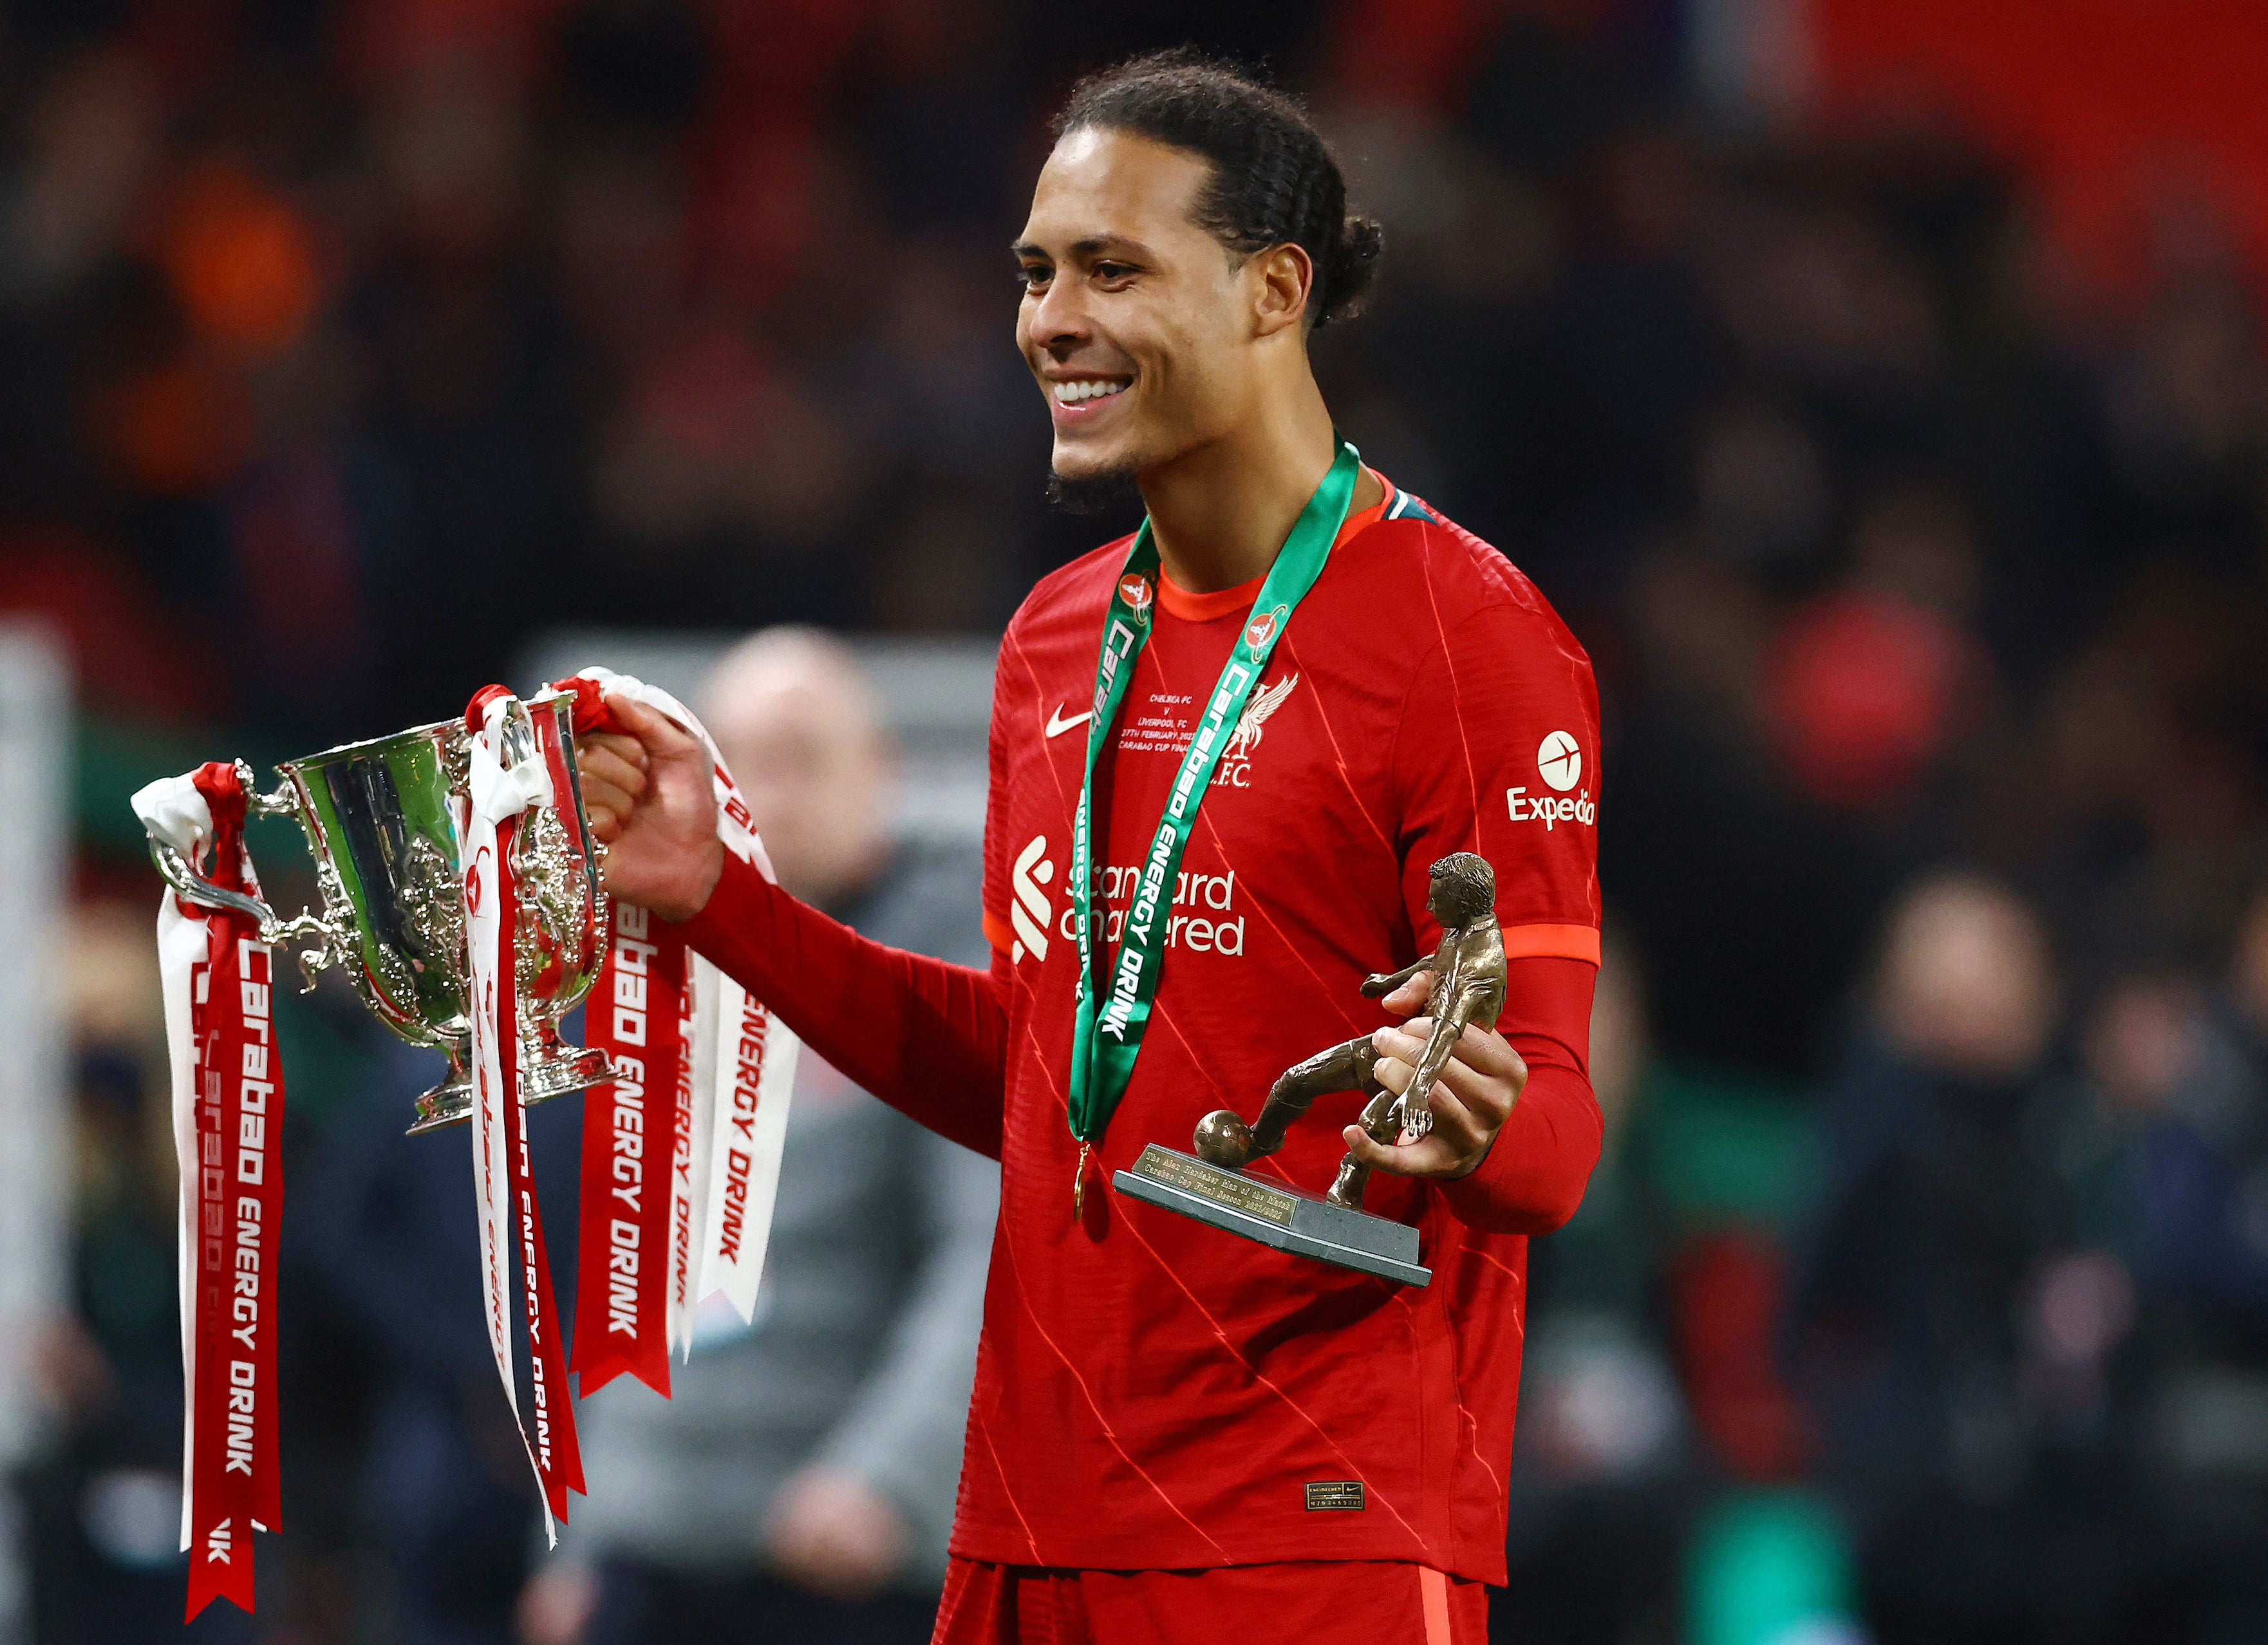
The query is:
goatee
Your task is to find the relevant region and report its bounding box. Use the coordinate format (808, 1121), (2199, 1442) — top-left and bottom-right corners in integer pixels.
(1047, 463), (1141, 516)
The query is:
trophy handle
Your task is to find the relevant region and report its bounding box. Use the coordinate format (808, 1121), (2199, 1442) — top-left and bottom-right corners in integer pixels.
(144, 762), (350, 995)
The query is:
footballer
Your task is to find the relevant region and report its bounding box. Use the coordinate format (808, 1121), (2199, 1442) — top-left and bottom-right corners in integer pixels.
(579, 51), (1604, 1645)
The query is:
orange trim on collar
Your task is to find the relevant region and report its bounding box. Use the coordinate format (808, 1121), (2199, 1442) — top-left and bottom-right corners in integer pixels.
(1154, 468), (1393, 623)
(1155, 570), (1265, 622)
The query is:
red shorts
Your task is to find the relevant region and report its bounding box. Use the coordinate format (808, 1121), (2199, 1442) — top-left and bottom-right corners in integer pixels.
(932, 1557), (1488, 1645)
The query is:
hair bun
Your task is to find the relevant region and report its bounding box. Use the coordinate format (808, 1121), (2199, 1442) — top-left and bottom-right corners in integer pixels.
(1316, 214), (1383, 329)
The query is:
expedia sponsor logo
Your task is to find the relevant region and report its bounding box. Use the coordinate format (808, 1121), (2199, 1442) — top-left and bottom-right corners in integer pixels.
(1508, 786), (1595, 830)
(1009, 835), (1054, 963)
(1506, 735), (1597, 834)
(1537, 729), (1582, 791)
(1244, 603), (1287, 652)
(1118, 572), (1154, 617)
(1508, 731), (1595, 831)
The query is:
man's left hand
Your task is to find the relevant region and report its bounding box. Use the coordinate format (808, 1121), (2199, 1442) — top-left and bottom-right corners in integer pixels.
(764, 1466), (908, 1599)
(1351, 971), (1527, 1182)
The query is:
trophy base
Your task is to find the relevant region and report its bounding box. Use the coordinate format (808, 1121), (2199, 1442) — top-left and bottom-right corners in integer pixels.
(406, 1044), (618, 1135)
(1114, 1144), (1432, 1287)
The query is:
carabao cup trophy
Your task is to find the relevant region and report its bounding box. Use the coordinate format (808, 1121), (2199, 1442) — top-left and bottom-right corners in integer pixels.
(142, 687), (614, 1131)
(1114, 852), (1511, 1288)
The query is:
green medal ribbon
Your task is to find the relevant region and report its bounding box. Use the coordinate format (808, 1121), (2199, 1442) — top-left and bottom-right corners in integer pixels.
(1066, 440), (1361, 1201)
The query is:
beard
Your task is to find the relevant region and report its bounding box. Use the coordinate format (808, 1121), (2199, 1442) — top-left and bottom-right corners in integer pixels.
(1046, 460), (1142, 516)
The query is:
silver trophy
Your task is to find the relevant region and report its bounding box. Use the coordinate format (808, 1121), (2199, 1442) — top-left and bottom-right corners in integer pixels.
(143, 689), (615, 1132)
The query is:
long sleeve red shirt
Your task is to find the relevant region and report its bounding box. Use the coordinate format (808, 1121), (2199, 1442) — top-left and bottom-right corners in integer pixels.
(682, 475), (1602, 1583)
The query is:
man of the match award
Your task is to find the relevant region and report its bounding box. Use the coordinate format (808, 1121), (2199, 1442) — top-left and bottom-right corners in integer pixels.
(1115, 851), (1509, 1286)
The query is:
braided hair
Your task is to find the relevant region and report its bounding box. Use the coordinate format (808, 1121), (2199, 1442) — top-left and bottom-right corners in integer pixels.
(1052, 50), (1383, 330)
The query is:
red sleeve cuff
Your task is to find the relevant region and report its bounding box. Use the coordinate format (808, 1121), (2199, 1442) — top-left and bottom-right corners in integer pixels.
(1436, 955), (1602, 1234)
(1438, 1062), (1602, 1234)
(1502, 922), (1601, 965)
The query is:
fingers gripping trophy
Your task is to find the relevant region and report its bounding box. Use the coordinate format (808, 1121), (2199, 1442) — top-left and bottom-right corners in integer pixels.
(1115, 852), (1514, 1286)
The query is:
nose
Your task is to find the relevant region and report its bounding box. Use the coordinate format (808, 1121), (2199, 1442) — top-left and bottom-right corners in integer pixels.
(1025, 272), (1091, 362)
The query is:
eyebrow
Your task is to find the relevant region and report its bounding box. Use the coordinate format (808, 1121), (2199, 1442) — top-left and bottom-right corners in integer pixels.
(1011, 234), (1159, 262)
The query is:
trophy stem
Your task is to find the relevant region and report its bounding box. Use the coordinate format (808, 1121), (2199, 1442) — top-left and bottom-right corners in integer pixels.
(406, 1047), (476, 1135)
(401, 1036), (619, 1136)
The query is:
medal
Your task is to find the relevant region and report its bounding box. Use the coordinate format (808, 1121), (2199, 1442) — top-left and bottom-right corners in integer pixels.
(1065, 440), (1361, 1214)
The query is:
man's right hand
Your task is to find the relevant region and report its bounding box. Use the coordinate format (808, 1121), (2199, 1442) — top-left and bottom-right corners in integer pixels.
(576, 691), (726, 923)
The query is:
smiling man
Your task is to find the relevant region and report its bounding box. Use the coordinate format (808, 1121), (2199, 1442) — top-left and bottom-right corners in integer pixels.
(576, 52), (1604, 1645)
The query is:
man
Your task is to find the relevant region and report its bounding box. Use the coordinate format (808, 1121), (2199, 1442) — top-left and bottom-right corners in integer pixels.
(577, 52), (1602, 1644)
(1785, 874), (2099, 1642)
(520, 630), (998, 1645)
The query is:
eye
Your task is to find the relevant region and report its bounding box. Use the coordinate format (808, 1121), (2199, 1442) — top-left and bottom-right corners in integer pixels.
(1017, 264), (1051, 292)
(1092, 261), (1134, 283)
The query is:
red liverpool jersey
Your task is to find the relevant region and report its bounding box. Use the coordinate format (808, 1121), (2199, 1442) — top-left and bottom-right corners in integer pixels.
(961, 474), (1603, 1582)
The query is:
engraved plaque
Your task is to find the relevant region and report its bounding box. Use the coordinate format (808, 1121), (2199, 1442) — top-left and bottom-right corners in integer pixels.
(1132, 1145), (1295, 1226)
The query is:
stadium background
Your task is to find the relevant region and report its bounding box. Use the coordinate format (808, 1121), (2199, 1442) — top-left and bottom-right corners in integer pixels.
(4, 0), (2266, 1640)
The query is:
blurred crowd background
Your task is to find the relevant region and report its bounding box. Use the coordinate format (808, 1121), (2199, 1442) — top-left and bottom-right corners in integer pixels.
(6, 0), (2268, 1640)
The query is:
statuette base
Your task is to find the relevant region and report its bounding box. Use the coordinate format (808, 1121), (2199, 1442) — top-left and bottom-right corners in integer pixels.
(1114, 1145), (1431, 1287)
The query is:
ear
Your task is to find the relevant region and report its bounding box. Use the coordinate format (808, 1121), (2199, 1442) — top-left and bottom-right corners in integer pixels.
(1251, 243), (1313, 337)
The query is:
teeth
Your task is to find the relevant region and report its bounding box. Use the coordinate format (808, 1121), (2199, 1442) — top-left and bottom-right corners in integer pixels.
(1053, 379), (1127, 405)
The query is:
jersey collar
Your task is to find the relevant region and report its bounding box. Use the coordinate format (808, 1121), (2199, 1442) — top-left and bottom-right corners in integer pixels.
(1154, 468), (1396, 623)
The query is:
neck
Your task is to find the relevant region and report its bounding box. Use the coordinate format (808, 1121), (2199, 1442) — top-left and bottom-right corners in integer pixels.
(1138, 375), (1374, 594)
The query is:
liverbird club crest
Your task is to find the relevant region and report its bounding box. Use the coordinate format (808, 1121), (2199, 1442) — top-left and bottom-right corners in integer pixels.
(1243, 603), (1288, 652)
(1224, 672), (1298, 763)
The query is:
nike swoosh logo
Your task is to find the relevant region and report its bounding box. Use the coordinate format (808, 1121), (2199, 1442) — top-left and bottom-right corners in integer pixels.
(1045, 705), (1094, 738)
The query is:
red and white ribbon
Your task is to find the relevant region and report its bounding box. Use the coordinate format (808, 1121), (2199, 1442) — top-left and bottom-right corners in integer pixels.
(568, 888), (688, 1396)
(136, 763), (284, 1620)
(135, 667), (785, 1606)
(556, 668), (798, 1389)
(462, 688), (586, 1539)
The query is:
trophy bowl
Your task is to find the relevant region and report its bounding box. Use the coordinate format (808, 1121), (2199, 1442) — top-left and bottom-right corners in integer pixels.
(145, 689), (615, 1133)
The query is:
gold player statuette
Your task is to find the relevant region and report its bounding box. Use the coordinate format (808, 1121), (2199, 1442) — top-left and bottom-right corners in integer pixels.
(1113, 853), (1508, 1286)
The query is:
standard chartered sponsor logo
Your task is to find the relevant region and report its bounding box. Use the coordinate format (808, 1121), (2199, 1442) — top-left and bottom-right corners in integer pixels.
(1509, 731), (1595, 831)
(1010, 836), (1054, 963)
(1009, 834), (1250, 963)
(1063, 861), (1247, 956)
